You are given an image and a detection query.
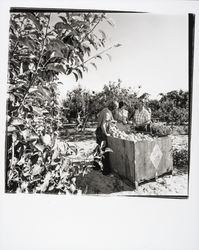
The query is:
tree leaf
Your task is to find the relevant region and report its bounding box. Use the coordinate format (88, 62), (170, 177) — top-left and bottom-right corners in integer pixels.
(26, 13), (42, 30)
(85, 46), (91, 56)
(37, 86), (51, 101)
(17, 157), (25, 166)
(114, 43), (122, 48)
(78, 52), (84, 62)
(98, 29), (106, 40)
(62, 158), (71, 171)
(69, 183), (76, 193)
(37, 13), (49, 19)
(90, 62), (97, 70)
(32, 106), (43, 115)
(41, 134), (52, 146)
(9, 93), (15, 103)
(75, 68), (83, 79)
(104, 147), (113, 153)
(47, 63), (66, 74)
(34, 143), (45, 152)
(21, 129), (31, 140)
(59, 16), (67, 23)
(81, 65), (88, 72)
(32, 164), (43, 176)
(30, 154), (39, 165)
(96, 55), (102, 60)
(93, 159), (103, 169)
(7, 125), (17, 133)
(66, 67), (73, 75)
(88, 38), (98, 50)
(58, 16), (73, 30)
(54, 22), (67, 30)
(48, 184), (55, 191)
(21, 129), (39, 141)
(73, 72), (79, 82)
(106, 17), (115, 27)
(39, 172), (52, 192)
(19, 37), (36, 51)
(47, 39), (66, 53)
(50, 50), (64, 58)
(106, 53), (112, 62)
(11, 118), (24, 126)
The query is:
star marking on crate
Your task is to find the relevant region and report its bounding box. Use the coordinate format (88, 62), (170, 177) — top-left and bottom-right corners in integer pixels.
(150, 144), (163, 169)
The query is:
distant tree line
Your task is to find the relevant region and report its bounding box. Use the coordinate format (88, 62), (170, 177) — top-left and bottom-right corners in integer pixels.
(148, 90), (189, 125)
(61, 81), (189, 126)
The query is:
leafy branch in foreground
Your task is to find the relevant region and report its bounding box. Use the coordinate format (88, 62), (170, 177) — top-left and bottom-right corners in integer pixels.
(6, 12), (117, 193)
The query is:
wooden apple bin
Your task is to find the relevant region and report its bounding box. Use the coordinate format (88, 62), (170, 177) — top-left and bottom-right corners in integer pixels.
(107, 136), (173, 188)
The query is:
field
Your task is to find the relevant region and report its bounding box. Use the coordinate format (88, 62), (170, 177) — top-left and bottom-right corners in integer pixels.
(61, 127), (189, 196)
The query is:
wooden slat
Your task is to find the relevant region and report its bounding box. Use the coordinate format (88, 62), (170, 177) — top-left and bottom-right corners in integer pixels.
(107, 137), (126, 177)
(134, 140), (157, 182)
(123, 139), (135, 181)
(154, 137), (173, 175)
(107, 137), (135, 182)
(108, 136), (173, 185)
(134, 137), (173, 183)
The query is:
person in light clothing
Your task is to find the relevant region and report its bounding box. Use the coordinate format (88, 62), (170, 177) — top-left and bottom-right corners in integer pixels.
(112, 100), (119, 120)
(114, 101), (129, 132)
(133, 99), (151, 132)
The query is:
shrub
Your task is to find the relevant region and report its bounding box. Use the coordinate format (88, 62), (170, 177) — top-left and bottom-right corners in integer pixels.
(173, 146), (188, 168)
(6, 138), (93, 194)
(172, 125), (189, 135)
(151, 123), (172, 136)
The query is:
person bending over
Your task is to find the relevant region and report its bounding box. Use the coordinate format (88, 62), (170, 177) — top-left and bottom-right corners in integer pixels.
(95, 101), (117, 175)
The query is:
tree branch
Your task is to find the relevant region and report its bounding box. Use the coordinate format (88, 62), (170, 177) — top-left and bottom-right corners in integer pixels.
(73, 44), (121, 70)
(10, 16), (26, 56)
(36, 14), (51, 70)
(81, 14), (104, 43)
(17, 14), (52, 114)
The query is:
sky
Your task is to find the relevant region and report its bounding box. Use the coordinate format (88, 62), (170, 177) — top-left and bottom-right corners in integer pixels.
(58, 13), (188, 100)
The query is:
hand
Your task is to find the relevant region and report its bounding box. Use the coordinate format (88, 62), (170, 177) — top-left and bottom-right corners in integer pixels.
(140, 121), (150, 126)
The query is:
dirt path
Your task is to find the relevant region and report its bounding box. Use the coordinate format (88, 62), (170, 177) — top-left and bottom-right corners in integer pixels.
(76, 167), (188, 196)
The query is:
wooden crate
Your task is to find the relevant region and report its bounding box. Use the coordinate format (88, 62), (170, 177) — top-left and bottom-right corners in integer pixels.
(107, 136), (173, 188)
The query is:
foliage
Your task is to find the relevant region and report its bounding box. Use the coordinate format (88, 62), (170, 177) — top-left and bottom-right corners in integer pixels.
(61, 79), (140, 123)
(8, 140), (93, 194)
(150, 123), (172, 136)
(92, 141), (113, 171)
(6, 11), (113, 193)
(149, 90), (189, 125)
(61, 82), (189, 128)
(62, 85), (93, 122)
(97, 79), (139, 114)
(172, 125), (189, 135)
(173, 146), (188, 169)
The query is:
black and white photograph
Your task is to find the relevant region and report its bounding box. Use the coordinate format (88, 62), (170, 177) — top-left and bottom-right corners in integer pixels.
(1, 1), (199, 250)
(5, 8), (192, 197)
